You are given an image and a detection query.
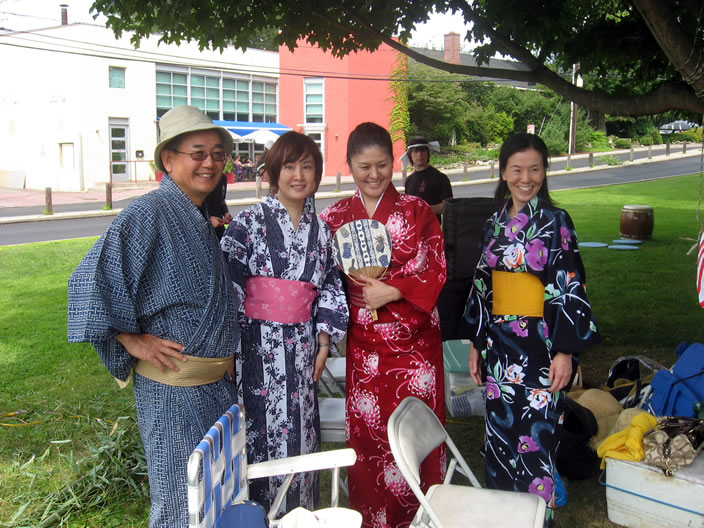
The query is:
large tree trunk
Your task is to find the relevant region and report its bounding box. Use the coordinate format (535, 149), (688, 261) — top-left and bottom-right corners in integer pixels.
(589, 111), (606, 133)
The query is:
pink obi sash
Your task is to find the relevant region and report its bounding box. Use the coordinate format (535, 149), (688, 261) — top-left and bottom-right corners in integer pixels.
(244, 276), (317, 324)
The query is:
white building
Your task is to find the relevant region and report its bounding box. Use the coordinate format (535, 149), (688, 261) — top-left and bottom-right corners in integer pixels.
(0, 18), (279, 191)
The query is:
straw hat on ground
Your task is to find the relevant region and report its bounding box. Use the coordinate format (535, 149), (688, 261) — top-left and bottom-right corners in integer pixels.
(567, 388), (626, 448)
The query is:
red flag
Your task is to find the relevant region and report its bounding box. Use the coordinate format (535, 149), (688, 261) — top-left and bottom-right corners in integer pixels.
(697, 228), (704, 307)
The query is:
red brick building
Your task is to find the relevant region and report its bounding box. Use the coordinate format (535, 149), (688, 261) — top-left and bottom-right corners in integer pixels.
(279, 40), (407, 178)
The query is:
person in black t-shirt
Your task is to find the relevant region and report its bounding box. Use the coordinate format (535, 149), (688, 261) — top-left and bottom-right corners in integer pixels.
(403, 137), (453, 223)
(204, 172), (232, 240)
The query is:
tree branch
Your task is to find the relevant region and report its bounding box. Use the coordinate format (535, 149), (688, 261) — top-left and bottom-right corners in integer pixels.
(319, 0), (704, 115)
(634, 0), (704, 98)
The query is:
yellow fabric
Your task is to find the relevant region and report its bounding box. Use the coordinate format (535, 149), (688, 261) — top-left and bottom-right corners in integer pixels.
(492, 271), (545, 317)
(596, 411), (657, 469)
(117, 355), (235, 387)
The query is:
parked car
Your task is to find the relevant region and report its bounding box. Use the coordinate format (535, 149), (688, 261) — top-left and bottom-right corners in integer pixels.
(659, 120), (698, 135)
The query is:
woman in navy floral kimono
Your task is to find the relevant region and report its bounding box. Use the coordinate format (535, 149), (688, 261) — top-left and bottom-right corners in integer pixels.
(464, 133), (600, 527)
(221, 132), (349, 515)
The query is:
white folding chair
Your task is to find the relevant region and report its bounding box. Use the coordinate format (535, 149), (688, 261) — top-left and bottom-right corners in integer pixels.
(318, 360), (347, 443)
(319, 397), (346, 443)
(325, 356), (346, 388)
(387, 397), (547, 528)
(317, 362), (349, 497)
(187, 404), (357, 528)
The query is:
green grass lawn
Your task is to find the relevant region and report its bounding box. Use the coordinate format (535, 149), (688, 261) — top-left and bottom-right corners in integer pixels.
(2, 173), (704, 527)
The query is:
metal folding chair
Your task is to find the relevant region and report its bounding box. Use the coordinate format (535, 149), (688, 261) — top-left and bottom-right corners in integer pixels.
(187, 404), (357, 528)
(325, 356), (346, 389)
(318, 358), (346, 444)
(387, 397), (547, 528)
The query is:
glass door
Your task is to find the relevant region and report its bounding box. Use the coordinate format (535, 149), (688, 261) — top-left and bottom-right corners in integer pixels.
(109, 120), (129, 182)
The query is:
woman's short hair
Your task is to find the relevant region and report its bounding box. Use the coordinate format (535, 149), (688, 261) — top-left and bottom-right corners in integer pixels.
(494, 133), (554, 205)
(346, 122), (393, 165)
(265, 131), (323, 194)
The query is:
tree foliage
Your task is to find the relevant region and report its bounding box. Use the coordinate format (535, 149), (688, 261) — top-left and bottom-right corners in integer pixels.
(474, 86), (558, 136)
(461, 103), (514, 146)
(406, 62), (472, 144)
(90, 0), (704, 115)
(540, 105), (595, 155)
(407, 63), (567, 146)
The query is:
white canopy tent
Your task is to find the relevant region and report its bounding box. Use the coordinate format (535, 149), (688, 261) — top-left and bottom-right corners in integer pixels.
(237, 129), (282, 148)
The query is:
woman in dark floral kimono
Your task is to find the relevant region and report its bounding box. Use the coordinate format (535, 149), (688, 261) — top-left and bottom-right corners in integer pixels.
(464, 133), (600, 527)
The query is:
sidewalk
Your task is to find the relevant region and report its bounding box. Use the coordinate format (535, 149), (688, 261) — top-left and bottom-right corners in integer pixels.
(1, 145), (700, 224)
(0, 185), (158, 209)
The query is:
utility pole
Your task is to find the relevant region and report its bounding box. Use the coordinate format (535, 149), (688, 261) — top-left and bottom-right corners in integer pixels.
(568, 64), (583, 156)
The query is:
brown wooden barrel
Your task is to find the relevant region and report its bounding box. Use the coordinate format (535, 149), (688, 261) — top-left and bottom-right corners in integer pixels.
(620, 205), (654, 239)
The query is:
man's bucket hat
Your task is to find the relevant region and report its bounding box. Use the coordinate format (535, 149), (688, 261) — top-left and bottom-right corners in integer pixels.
(154, 105), (234, 172)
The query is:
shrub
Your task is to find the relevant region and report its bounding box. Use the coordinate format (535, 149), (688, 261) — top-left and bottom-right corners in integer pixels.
(598, 155), (625, 166)
(433, 144), (500, 167)
(639, 135), (653, 146)
(590, 131), (610, 151)
(541, 126), (567, 155)
(613, 138), (632, 149)
(676, 128), (702, 143)
(648, 127), (662, 145)
(464, 104), (514, 146)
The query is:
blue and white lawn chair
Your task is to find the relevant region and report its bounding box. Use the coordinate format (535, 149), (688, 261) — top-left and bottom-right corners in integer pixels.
(187, 404), (357, 528)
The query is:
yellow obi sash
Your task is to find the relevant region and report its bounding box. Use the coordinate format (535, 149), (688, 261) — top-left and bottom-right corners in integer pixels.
(492, 271), (545, 317)
(129, 355), (234, 387)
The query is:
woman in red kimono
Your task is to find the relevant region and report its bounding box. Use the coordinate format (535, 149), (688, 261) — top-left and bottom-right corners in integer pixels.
(321, 122), (446, 527)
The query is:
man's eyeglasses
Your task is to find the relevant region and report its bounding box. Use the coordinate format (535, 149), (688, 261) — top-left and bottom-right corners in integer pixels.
(173, 150), (229, 162)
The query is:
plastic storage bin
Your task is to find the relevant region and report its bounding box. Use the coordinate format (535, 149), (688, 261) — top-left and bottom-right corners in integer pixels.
(443, 340), (486, 417)
(603, 452), (704, 527)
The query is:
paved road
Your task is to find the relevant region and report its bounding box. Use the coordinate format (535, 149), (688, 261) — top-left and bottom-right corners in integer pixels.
(0, 144), (691, 219)
(1, 153), (701, 246)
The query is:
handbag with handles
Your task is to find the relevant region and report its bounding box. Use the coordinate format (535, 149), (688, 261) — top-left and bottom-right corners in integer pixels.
(642, 416), (704, 476)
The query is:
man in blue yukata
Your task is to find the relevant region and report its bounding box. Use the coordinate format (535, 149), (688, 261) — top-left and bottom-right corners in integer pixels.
(68, 105), (240, 527)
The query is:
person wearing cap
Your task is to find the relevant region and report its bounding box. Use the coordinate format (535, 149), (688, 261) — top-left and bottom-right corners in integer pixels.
(68, 105), (240, 527)
(403, 137), (453, 223)
(256, 150), (268, 181)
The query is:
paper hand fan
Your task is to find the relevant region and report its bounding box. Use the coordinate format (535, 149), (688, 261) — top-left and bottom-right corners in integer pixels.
(332, 219), (392, 321)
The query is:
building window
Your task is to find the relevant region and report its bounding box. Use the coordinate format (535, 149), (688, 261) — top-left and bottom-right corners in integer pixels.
(223, 79), (251, 121)
(109, 66), (125, 89)
(304, 79), (324, 124)
(223, 79), (237, 121)
(156, 66), (277, 122)
(251, 81), (277, 122)
(156, 71), (188, 117)
(191, 74), (220, 120)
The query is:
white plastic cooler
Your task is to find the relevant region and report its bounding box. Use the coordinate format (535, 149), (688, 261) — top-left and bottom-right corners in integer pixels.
(604, 451), (704, 527)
